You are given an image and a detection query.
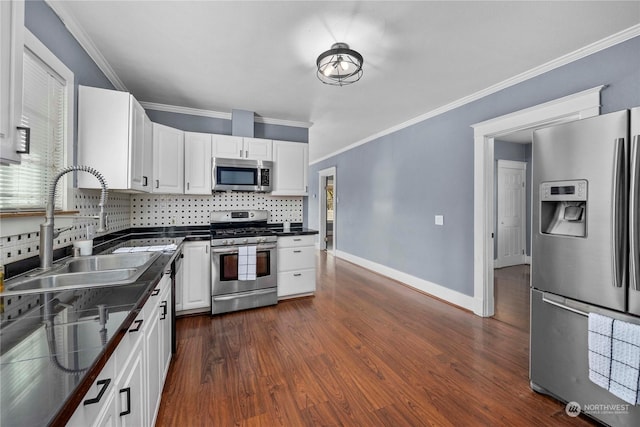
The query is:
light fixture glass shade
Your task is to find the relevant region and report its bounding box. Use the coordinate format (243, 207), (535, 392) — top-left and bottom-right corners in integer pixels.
(316, 42), (363, 86)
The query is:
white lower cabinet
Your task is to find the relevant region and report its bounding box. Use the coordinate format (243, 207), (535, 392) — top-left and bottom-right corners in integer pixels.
(178, 241), (211, 313)
(277, 235), (317, 299)
(68, 273), (172, 427)
(116, 335), (146, 427)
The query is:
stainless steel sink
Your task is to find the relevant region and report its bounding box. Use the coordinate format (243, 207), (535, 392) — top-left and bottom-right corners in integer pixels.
(55, 252), (160, 273)
(2, 252), (162, 296)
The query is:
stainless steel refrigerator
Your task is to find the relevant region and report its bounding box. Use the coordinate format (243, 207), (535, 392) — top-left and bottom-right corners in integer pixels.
(530, 107), (640, 426)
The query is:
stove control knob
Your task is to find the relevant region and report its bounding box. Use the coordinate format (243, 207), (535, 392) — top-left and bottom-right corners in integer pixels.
(224, 240), (231, 246)
(243, 238), (249, 244)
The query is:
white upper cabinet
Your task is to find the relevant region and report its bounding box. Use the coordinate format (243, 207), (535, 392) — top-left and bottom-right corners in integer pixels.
(0, 0), (25, 164)
(78, 86), (151, 191)
(152, 123), (184, 194)
(272, 140), (309, 196)
(130, 100), (153, 191)
(184, 131), (212, 195)
(243, 137), (272, 161)
(212, 134), (272, 161)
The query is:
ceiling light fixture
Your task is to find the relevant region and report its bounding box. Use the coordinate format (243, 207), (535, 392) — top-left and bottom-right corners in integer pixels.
(316, 42), (364, 86)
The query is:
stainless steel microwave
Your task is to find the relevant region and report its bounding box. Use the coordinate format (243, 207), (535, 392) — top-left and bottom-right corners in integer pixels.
(212, 157), (273, 192)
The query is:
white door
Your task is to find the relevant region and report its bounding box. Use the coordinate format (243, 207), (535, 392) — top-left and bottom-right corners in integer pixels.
(496, 160), (526, 268)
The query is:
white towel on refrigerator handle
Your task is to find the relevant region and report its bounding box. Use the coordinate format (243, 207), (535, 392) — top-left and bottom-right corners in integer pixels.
(238, 245), (257, 281)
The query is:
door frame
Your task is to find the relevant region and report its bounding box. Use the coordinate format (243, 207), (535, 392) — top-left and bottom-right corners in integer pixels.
(318, 166), (337, 255)
(471, 85), (603, 317)
(495, 159), (527, 269)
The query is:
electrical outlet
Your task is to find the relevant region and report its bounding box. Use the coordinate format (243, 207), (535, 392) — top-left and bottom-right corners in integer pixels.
(435, 215), (444, 226)
(170, 217), (176, 225)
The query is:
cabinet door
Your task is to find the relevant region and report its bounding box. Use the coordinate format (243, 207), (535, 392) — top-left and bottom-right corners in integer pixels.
(0, 0), (24, 164)
(159, 281), (173, 382)
(184, 132), (212, 194)
(116, 336), (146, 427)
(244, 137), (272, 161)
(130, 97), (146, 191)
(145, 302), (161, 427)
(67, 355), (116, 427)
(77, 86), (131, 189)
(181, 242), (211, 311)
(272, 141), (309, 195)
(142, 114), (153, 190)
(212, 134), (243, 159)
(152, 123), (184, 193)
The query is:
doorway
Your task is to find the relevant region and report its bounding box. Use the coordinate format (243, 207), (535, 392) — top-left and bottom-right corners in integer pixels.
(493, 144), (531, 331)
(318, 167), (337, 254)
(472, 85), (603, 317)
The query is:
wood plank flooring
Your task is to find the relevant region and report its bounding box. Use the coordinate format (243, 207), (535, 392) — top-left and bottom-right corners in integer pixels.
(156, 253), (597, 426)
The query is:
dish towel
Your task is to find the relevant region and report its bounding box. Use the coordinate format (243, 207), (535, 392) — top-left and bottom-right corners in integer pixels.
(588, 312), (640, 405)
(237, 245), (257, 281)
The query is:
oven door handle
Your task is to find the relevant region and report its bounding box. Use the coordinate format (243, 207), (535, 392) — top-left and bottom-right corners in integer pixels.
(211, 247), (239, 254)
(213, 288), (275, 301)
(211, 243), (276, 254)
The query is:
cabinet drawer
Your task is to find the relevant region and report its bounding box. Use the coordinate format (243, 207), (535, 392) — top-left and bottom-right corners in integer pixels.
(277, 235), (315, 248)
(67, 353), (116, 427)
(277, 269), (316, 298)
(278, 246), (315, 271)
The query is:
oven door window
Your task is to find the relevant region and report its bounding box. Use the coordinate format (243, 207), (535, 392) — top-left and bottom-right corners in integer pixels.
(216, 167), (258, 186)
(219, 250), (271, 281)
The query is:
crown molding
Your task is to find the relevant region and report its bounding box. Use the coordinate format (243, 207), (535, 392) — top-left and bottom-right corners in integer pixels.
(311, 24), (640, 165)
(46, 0), (127, 91)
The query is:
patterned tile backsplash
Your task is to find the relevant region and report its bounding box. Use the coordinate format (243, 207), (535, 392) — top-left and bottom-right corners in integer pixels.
(1, 191), (302, 265)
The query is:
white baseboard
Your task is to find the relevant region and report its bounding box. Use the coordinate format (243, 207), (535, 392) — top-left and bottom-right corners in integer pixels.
(335, 250), (479, 313)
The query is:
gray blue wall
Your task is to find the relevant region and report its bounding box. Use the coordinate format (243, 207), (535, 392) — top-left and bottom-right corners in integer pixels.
(493, 141), (532, 259)
(146, 109), (309, 143)
(309, 35), (640, 297)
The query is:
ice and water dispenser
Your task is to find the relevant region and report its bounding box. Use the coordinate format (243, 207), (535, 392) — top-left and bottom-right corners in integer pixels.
(539, 180), (587, 237)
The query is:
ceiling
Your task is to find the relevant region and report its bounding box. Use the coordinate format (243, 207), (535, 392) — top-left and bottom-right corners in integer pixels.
(48, 1), (640, 162)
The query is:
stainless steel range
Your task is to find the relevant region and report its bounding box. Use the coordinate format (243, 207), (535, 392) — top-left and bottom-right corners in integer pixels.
(210, 210), (277, 315)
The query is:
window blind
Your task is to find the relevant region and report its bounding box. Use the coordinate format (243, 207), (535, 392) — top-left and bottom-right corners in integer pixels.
(0, 48), (66, 210)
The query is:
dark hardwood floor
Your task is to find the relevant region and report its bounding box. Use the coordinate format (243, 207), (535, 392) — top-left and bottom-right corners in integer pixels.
(157, 254), (596, 426)
(494, 264), (531, 332)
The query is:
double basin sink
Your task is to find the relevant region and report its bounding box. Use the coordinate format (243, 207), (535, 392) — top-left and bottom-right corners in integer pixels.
(1, 252), (161, 296)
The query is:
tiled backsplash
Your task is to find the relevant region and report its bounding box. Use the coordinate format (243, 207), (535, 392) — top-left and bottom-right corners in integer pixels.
(1, 191), (303, 265)
(1, 189), (131, 265)
(130, 193), (303, 227)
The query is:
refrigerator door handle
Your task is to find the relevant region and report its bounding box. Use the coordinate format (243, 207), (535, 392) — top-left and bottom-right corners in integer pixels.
(611, 137), (627, 288)
(542, 296), (588, 317)
(631, 134), (640, 291)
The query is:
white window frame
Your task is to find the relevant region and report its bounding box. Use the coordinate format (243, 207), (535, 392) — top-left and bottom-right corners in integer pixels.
(22, 29), (74, 210)
(0, 30), (74, 238)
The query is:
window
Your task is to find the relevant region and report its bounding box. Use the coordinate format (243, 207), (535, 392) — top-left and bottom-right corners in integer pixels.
(0, 30), (73, 211)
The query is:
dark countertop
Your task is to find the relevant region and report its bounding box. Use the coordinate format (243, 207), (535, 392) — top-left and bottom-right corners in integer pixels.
(0, 235), (183, 427)
(0, 225), (317, 426)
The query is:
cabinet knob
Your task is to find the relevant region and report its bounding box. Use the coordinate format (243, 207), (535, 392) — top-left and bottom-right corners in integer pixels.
(155, 179), (160, 188)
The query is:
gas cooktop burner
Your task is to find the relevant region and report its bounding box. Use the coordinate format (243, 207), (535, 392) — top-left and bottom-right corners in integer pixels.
(209, 209), (277, 246)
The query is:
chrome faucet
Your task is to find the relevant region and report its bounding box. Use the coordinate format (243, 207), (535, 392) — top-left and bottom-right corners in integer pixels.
(40, 165), (108, 269)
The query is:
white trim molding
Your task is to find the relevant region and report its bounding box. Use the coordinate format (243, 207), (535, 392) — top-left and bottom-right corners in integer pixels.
(336, 250), (480, 314)
(46, 0), (127, 91)
(318, 167), (337, 255)
(311, 24), (640, 165)
(471, 85), (603, 317)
